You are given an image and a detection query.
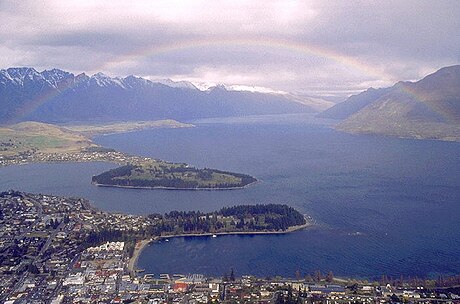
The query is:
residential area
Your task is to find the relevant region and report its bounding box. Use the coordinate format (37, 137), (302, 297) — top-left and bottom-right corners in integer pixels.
(0, 148), (152, 167)
(1, 190), (460, 303)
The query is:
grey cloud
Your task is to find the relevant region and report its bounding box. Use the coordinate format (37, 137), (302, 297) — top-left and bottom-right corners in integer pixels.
(0, 0), (458, 100)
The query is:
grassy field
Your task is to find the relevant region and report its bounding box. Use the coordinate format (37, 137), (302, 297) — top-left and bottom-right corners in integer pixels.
(0, 122), (94, 156)
(0, 119), (193, 157)
(64, 119), (194, 137)
(124, 163), (242, 187)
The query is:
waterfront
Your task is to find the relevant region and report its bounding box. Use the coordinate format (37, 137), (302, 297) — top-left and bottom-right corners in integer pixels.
(1, 114), (459, 279)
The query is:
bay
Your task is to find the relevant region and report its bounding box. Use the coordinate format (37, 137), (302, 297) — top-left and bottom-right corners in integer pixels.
(1, 114), (459, 279)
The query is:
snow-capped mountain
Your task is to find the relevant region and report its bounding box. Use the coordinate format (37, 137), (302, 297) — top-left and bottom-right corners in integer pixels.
(153, 79), (198, 90)
(189, 82), (286, 94)
(0, 67), (332, 124)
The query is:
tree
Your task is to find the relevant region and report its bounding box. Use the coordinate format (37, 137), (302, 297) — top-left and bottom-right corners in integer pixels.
(390, 293), (400, 303)
(295, 270), (301, 280)
(230, 268), (235, 281)
(314, 270), (322, 282)
(326, 271), (334, 283)
(285, 285), (299, 304)
(275, 292), (284, 304)
(28, 263), (40, 274)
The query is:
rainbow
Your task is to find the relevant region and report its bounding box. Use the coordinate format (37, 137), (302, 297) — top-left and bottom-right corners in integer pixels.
(395, 80), (457, 123)
(12, 37), (450, 122)
(11, 76), (88, 123)
(98, 37), (397, 83)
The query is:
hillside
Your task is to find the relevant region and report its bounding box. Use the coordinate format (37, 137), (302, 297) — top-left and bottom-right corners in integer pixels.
(320, 65), (460, 141)
(317, 87), (392, 119)
(0, 68), (331, 124)
(0, 119), (195, 159)
(0, 121), (94, 156)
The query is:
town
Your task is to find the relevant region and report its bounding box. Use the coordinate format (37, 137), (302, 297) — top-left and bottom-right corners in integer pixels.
(0, 147), (154, 168)
(1, 191), (459, 303)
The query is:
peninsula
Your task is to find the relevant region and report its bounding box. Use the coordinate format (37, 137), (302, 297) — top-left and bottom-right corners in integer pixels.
(2, 190), (456, 304)
(63, 119), (194, 137)
(0, 120), (191, 164)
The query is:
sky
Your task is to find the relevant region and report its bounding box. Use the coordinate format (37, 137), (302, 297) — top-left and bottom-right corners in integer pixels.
(0, 0), (459, 100)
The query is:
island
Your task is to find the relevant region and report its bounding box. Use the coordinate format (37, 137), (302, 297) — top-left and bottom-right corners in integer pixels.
(91, 162), (257, 190)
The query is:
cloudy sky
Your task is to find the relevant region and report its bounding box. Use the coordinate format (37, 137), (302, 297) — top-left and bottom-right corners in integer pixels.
(1, 0), (459, 99)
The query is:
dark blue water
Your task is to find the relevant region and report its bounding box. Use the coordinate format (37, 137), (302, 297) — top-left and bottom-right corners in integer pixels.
(1, 114), (459, 279)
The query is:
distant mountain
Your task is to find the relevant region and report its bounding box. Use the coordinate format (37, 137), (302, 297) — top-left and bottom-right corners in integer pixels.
(316, 87), (392, 119)
(0, 67), (331, 124)
(153, 78), (198, 90)
(318, 65), (460, 141)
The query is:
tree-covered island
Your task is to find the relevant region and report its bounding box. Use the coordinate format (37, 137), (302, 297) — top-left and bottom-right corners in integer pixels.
(91, 162), (257, 190)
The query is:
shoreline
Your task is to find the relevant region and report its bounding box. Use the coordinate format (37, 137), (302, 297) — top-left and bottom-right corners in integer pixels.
(128, 239), (155, 275)
(63, 119), (195, 138)
(92, 180), (259, 191)
(158, 220), (312, 239)
(128, 218), (313, 274)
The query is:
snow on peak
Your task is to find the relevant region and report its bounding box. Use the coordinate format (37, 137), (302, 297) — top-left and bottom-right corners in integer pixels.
(4, 67), (44, 84)
(191, 81), (288, 95)
(210, 84), (227, 91)
(41, 69), (74, 87)
(42, 68), (70, 78)
(190, 82), (217, 91)
(123, 75), (153, 88)
(75, 73), (89, 81)
(153, 78), (198, 90)
(91, 72), (126, 88)
(225, 84), (288, 95)
(0, 69), (15, 84)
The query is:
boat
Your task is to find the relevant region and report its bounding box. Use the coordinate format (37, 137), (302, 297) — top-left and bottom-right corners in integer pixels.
(212, 234), (217, 238)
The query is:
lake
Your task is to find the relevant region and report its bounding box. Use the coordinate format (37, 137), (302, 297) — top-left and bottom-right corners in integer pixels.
(1, 114), (459, 279)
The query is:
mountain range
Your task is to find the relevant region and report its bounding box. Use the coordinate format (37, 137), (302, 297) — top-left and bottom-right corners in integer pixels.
(318, 65), (460, 141)
(0, 67), (332, 124)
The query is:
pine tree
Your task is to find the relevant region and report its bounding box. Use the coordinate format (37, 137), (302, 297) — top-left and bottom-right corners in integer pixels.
(326, 271), (334, 283)
(230, 268), (235, 281)
(295, 270), (301, 280)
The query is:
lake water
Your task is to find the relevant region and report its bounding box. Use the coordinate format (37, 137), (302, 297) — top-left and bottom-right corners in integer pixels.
(1, 114), (459, 279)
